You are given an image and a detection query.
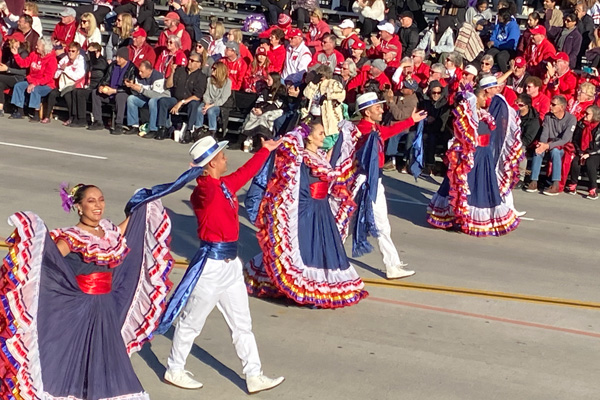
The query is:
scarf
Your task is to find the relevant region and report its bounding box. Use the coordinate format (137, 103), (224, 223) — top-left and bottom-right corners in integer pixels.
(581, 121), (599, 151)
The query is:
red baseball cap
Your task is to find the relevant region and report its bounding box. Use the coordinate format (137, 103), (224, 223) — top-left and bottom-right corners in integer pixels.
(352, 40), (366, 50)
(287, 28), (303, 39)
(132, 27), (147, 38)
(164, 11), (180, 21)
(530, 25), (546, 36)
(256, 46), (267, 56)
(6, 32), (25, 42)
(551, 52), (569, 62)
(514, 56), (526, 68)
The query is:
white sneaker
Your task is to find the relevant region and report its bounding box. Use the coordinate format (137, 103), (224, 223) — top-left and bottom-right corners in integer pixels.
(164, 369), (203, 389)
(246, 374), (285, 394)
(386, 265), (415, 280)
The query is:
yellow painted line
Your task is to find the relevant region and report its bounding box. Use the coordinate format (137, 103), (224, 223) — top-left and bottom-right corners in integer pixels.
(361, 278), (600, 310)
(3, 240), (598, 310)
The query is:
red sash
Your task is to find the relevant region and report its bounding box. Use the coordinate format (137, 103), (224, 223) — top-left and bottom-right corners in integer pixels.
(478, 135), (490, 147)
(309, 181), (329, 200)
(76, 272), (112, 295)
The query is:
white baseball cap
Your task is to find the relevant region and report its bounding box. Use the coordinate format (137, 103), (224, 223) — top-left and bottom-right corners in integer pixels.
(339, 19), (355, 29)
(377, 22), (395, 35)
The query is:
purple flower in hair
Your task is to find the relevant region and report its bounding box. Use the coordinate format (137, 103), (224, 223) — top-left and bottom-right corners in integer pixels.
(59, 182), (75, 213)
(296, 123), (311, 139)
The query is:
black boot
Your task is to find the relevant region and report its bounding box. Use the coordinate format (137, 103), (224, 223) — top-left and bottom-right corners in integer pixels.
(180, 130), (192, 144)
(154, 126), (167, 140)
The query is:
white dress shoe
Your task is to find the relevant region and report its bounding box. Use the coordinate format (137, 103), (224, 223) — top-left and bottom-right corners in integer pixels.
(246, 374), (285, 394)
(386, 265), (416, 280)
(164, 369), (203, 389)
(514, 209), (527, 217)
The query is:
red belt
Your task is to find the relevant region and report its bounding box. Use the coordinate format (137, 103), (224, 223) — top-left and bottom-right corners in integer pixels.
(478, 134), (490, 147)
(76, 272), (113, 295)
(309, 181), (329, 200)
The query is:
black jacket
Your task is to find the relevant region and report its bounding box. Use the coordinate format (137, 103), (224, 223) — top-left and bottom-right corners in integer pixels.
(399, 23), (419, 58)
(88, 53), (109, 89)
(1, 44), (29, 79)
(520, 107), (541, 148)
(171, 68), (207, 100)
(99, 61), (137, 92)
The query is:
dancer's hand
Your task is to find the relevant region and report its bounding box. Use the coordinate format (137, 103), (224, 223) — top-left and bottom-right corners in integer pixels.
(411, 108), (427, 123)
(261, 138), (283, 151)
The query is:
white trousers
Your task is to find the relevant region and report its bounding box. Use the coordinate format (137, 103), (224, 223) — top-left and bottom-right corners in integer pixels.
(373, 178), (402, 270)
(167, 257), (262, 377)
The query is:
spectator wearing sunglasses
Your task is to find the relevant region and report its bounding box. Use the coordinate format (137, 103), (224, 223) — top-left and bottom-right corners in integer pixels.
(525, 95), (576, 196)
(555, 14), (582, 70)
(515, 93), (540, 188)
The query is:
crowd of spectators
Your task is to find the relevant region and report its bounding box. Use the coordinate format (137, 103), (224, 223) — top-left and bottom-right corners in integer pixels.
(1, 0), (600, 198)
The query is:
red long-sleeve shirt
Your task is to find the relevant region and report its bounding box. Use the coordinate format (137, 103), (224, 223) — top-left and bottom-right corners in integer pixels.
(51, 21), (77, 46)
(129, 42), (157, 69)
(267, 45), (286, 73)
(191, 148), (270, 242)
(14, 51), (58, 88)
(544, 70), (578, 103)
(367, 35), (402, 61)
(356, 117), (416, 168)
(223, 56), (248, 91)
(532, 92), (551, 122)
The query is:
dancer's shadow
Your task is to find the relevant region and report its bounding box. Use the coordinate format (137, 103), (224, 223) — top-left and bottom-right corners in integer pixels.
(349, 257), (386, 279)
(380, 175), (437, 228)
(138, 327), (246, 392)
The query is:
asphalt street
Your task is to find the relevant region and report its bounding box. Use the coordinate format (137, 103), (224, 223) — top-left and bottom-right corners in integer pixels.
(1, 120), (599, 400)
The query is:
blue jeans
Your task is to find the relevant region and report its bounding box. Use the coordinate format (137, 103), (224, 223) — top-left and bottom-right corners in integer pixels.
(127, 95), (160, 131)
(196, 103), (220, 131)
(531, 147), (564, 182)
(11, 81), (52, 109)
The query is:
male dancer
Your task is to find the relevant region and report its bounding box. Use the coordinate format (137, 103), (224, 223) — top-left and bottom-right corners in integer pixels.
(162, 136), (284, 394)
(354, 92), (427, 279)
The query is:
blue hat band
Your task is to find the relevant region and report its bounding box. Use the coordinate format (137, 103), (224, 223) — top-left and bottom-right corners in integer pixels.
(193, 142), (220, 165)
(358, 98), (382, 110)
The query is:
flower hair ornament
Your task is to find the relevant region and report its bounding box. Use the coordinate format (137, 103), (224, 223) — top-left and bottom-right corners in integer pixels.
(294, 123), (312, 139)
(59, 182), (84, 213)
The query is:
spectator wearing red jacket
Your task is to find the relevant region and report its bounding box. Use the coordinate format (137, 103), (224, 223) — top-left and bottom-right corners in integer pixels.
(305, 9), (330, 53)
(367, 22), (402, 61)
(339, 19), (360, 57)
(156, 12), (192, 54)
(9, 37), (58, 120)
(382, 44), (400, 80)
(51, 7), (77, 49)
(525, 75), (551, 122)
(411, 49), (430, 89)
(568, 82), (596, 120)
(444, 52), (463, 104)
(154, 34), (188, 79)
(227, 29), (253, 66)
(128, 28), (156, 68)
(265, 28), (286, 73)
(525, 25), (556, 78)
(543, 52), (578, 103)
(258, 13), (293, 39)
(309, 33), (345, 71)
(223, 41), (248, 91)
(349, 58), (391, 93)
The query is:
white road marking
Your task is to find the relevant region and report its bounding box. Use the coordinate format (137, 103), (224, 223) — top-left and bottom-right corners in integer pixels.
(0, 141), (107, 160)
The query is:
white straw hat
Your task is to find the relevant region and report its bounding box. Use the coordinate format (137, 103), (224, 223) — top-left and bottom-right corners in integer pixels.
(189, 136), (229, 167)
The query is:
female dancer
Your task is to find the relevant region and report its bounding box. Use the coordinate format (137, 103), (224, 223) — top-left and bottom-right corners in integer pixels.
(427, 88), (520, 236)
(0, 183), (173, 399)
(244, 122), (368, 308)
